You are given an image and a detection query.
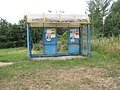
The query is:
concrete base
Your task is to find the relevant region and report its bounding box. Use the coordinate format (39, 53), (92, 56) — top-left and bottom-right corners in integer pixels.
(32, 56), (85, 60)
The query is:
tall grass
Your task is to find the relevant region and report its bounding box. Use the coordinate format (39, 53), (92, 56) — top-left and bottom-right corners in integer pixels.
(91, 36), (120, 52)
(91, 36), (120, 70)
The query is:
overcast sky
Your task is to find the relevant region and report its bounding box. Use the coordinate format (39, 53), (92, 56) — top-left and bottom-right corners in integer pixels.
(0, 0), (88, 24)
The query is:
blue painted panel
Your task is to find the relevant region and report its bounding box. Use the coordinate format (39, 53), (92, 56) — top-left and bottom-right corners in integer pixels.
(31, 53), (69, 57)
(44, 44), (57, 54)
(68, 44), (79, 54)
(43, 28), (57, 55)
(68, 28), (80, 54)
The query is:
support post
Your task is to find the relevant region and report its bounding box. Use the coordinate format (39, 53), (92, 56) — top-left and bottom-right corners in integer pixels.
(27, 24), (31, 60)
(42, 28), (45, 54)
(68, 28), (70, 55)
(87, 24), (91, 57)
(79, 27), (82, 55)
(29, 27), (32, 53)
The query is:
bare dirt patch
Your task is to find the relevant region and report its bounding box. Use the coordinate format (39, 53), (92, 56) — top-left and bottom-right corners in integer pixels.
(0, 62), (13, 67)
(1, 67), (120, 90)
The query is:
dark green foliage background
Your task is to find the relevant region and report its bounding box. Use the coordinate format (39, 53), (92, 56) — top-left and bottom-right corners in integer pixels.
(88, 0), (120, 37)
(0, 17), (26, 48)
(0, 16), (42, 48)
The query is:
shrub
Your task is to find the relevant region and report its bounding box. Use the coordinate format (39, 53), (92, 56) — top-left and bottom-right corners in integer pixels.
(33, 43), (40, 51)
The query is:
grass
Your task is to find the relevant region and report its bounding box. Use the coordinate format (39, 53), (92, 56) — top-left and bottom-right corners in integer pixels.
(0, 47), (28, 62)
(0, 38), (120, 90)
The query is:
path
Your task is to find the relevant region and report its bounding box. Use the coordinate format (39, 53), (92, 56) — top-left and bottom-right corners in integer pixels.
(0, 62), (13, 67)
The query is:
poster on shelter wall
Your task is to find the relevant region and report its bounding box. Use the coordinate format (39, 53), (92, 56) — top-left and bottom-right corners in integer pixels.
(75, 30), (79, 38)
(70, 29), (79, 39)
(46, 29), (56, 41)
(51, 29), (55, 38)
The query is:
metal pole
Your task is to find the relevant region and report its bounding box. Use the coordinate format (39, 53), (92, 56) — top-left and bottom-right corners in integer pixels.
(27, 24), (31, 60)
(81, 27), (83, 55)
(68, 28), (70, 55)
(79, 27), (82, 55)
(42, 28), (45, 54)
(29, 27), (32, 56)
(87, 24), (91, 57)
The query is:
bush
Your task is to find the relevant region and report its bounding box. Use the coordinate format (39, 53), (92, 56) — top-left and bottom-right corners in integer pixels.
(33, 43), (40, 51)
(0, 41), (15, 48)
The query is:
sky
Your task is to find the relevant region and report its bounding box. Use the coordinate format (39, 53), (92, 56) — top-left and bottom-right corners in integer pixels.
(0, 0), (88, 24)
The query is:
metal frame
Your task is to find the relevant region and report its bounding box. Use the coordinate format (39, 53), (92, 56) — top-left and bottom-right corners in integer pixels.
(79, 27), (82, 55)
(26, 21), (91, 60)
(26, 24), (31, 60)
(87, 24), (91, 56)
(68, 28), (70, 55)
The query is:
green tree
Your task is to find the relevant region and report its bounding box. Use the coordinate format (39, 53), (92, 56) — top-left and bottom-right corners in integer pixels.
(0, 16), (27, 48)
(104, 0), (120, 36)
(18, 16), (27, 46)
(87, 0), (112, 36)
(0, 18), (13, 48)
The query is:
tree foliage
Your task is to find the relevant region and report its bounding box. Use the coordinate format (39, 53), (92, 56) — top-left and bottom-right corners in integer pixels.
(0, 16), (42, 48)
(87, 0), (112, 36)
(104, 0), (120, 36)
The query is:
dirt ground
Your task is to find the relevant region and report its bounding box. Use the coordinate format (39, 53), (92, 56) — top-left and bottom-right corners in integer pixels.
(0, 62), (13, 67)
(0, 67), (120, 90)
